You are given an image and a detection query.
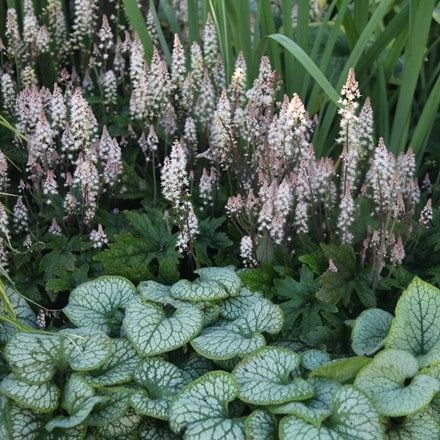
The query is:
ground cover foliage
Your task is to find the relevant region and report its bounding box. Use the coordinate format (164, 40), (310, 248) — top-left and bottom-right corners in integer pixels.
(0, 1), (440, 439)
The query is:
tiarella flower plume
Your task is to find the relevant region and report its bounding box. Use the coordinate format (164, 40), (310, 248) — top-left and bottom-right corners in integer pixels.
(101, 70), (117, 110)
(161, 140), (188, 209)
(419, 199), (433, 227)
(199, 168), (217, 206)
(70, 87), (98, 153)
(195, 72), (216, 128)
(71, 0), (98, 49)
(48, 218), (62, 235)
(202, 14), (218, 74)
(391, 236), (405, 266)
(357, 97), (374, 154)
(1, 72), (16, 115)
(43, 170), (58, 202)
(0, 202), (9, 239)
(337, 192), (355, 244)
(90, 224), (108, 248)
(190, 42), (204, 90)
(175, 200), (199, 253)
(240, 235), (256, 267)
(6, 8), (21, 57)
(171, 34), (186, 96)
(73, 152), (100, 224)
(50, 84), (67, 131)
(229, 53), (247, 106)
(0, 150), (9, 192)
(13, 196), (29, 233)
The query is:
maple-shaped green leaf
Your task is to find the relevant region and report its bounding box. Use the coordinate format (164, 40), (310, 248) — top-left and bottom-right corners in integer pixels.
(64, 276), (137, 334)
(386, 277), (440, 367)
(191, 323), (266, 361)
(45, 375), (107, 431)
(170, 279), (228, 302)
(310, 356), (371, 383)
(169, 371), (245, 440)
(94, 210), (180, 284)
(232, 347), (313, 405)
(301, 350), (331, 371)
(355, 349), (440, 417)
(245, 410), (276, 440)
(279, 386), (383, 439)
(0, 395), (43, 439)
(0, 374), (59, 413)
(195, 267), (242, 296)
(123, 298), (204, 356)
(130, 358), (187, 420)
(270, 377), (341, 427)
(84, 338), (140, 387)
(0, 284), (36, 344)
(138, 418), (180, 439)
(385, 410), (440, 440)
(352, 308), (393, 356)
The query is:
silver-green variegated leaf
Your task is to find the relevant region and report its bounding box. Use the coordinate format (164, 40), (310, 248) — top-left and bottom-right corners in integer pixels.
(5, 333), (62, 384)
(43, 425), (86, 440)
(138, 419), (180, 439)
(232, 347), (313, 405)
(64, 276), (137, 334)
(355, 349), (439, 417)
(0, 374), (59, 413)
(385, 410), (440, 440)
(351, 308), (393, 356)
(301, 350), (331, 371)
(0, 396), (43, 440)
(0, 285), (36, 344)
(130, 358), (187, 420)
(220, 288), (264, 320)
(191, 323), (266, 360)
(170, 279), (229, 302)
(279, 386), (383, 440)
(181, 354), (214, 382)
(195, 267), (242, 296)
(232, 296), (284, 335)
(61, 328), (112, 371)
(245, 410), (276, 440)
(123, 298), (204, 356)
(87, 387), (133, 427)
(94, 408), (142, 439)
(138, 281), (184, 307)
(269, 377), (341, 427)
(45, 375), (107, 432)
(386, 277), (440, 367)
(84, 338), (140, 387)
(169, 371), (245, 440)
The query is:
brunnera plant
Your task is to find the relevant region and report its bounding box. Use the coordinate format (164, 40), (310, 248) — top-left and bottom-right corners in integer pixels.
(1, 267), (440, 439)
